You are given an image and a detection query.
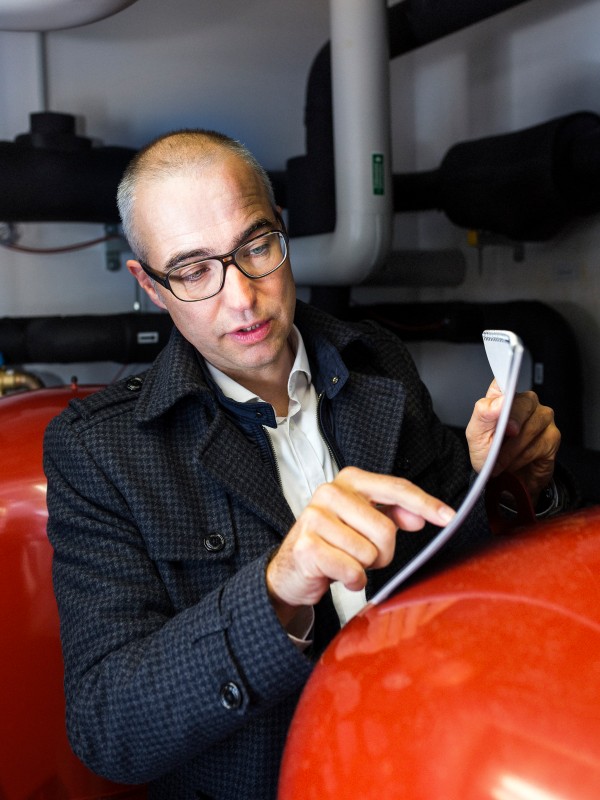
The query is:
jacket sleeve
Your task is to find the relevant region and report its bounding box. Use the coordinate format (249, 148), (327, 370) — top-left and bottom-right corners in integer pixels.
(43, 413), (313, 785)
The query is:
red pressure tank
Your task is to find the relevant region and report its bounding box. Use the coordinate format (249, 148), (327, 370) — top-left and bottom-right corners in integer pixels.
(279, 508), (600, 800)
(0, 386), (147, 799)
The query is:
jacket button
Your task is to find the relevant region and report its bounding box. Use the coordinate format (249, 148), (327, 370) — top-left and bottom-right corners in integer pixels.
(203, 533), (225, 552)
(126, 376), (143, 392)
(220, 681), (242, 710)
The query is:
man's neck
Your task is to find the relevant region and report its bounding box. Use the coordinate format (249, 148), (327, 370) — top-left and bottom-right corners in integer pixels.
(207, 337), (295, 417)
(234, 354), (293, 417)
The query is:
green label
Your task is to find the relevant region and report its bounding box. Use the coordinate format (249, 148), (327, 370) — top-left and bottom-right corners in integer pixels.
(372, 153), (385, 195)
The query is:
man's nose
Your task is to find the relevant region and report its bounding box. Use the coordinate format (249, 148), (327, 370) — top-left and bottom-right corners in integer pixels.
(221, 260), (256, 306)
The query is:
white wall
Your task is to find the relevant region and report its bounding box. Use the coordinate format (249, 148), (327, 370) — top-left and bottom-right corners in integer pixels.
(1, 0), (599, 445)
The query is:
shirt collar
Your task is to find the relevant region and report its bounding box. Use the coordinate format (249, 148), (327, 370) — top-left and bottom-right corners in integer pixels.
(205, 325), (311, 406)
(134, 301), (354, 424)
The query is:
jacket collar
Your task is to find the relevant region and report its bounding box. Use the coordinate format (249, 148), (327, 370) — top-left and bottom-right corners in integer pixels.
(134, 300), (365, 424)
(134, 325), (212, 423)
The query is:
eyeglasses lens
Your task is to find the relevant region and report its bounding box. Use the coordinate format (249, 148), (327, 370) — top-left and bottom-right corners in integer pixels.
(169, 231), (287, 301)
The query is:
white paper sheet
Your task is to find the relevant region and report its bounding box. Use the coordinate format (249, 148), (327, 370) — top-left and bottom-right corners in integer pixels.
(369, 330), (524, 606)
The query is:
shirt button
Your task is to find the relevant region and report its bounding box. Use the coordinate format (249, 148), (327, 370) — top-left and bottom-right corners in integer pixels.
(220, 681), (243, 710)
(331, 375), (339, 384)
(203, 533), (225, 552)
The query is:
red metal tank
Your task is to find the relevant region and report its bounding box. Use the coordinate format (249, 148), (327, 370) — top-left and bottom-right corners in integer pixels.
(0, 386), (147, 799)
(279, 508), (600, 800)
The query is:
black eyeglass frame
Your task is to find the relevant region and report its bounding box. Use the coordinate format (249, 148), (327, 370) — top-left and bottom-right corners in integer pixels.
(139, 227), (289, 303)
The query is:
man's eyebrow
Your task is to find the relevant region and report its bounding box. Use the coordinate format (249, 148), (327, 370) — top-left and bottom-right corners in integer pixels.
(162, 217), (275, 273)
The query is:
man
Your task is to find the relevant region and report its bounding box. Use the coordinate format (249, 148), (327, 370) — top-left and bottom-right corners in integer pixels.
(44, 130), (561, 799)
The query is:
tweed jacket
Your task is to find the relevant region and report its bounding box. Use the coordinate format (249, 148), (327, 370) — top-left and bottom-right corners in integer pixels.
(44, 301), (489, 800)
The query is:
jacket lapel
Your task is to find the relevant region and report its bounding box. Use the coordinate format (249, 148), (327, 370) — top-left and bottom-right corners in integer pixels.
(197, 410), (295, 537)
(333, 372), (407, 476)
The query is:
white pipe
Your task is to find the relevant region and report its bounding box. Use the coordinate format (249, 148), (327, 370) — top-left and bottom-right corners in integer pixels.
(37, 31), (49, 111)
(0, 0), (139, 31)
(290, 0), (393, 286)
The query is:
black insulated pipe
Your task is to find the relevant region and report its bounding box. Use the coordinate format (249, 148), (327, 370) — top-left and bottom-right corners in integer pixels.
(343, 300), (583, 446)
(400, 0), (534, 47)
(0, 314), (173, 365)
(394, 112), (600, 240)
(0, 112), (136, 223)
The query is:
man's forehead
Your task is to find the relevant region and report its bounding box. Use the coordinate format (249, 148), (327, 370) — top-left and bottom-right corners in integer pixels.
(134, 160), (275, 267)
(139, 156), (268, 211)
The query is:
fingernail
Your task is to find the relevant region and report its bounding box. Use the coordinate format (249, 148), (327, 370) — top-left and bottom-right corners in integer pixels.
(439, 505), (455, 523)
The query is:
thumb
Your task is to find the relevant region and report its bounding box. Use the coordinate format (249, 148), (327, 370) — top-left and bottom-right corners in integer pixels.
(474, 391), (504, 429)
(466, 389), (505, 473)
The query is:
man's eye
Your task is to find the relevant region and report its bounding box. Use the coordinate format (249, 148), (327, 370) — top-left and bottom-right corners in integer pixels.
(246, 240), (270, 258)
(175, 264), (212, 283)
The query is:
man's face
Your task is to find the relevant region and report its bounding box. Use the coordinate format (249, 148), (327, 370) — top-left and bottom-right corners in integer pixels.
(128, 154), (296, 388)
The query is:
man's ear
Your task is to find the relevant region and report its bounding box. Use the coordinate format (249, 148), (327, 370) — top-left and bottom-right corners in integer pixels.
(126, 259), (167, 310)
(275, 205), (287, 234)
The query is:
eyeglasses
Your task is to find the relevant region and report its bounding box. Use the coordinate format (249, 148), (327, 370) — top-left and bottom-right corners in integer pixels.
(140, 229), (289, 302)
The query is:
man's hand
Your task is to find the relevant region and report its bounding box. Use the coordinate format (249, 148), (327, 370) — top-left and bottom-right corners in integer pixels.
(265, 467), (456, 626)
(466, 380), (561, 503)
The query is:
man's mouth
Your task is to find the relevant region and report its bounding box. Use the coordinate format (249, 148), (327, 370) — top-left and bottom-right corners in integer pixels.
(229, 319), (271, 343)
(239, 323), (262, 333)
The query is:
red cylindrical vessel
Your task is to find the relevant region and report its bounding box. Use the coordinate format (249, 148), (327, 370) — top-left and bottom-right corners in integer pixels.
(279, 508), (600, 799)
(0, 387), (147, 799)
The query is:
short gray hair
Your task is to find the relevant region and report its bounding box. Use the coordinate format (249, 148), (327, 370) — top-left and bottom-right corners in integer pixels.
(117, 129), (275, 262)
